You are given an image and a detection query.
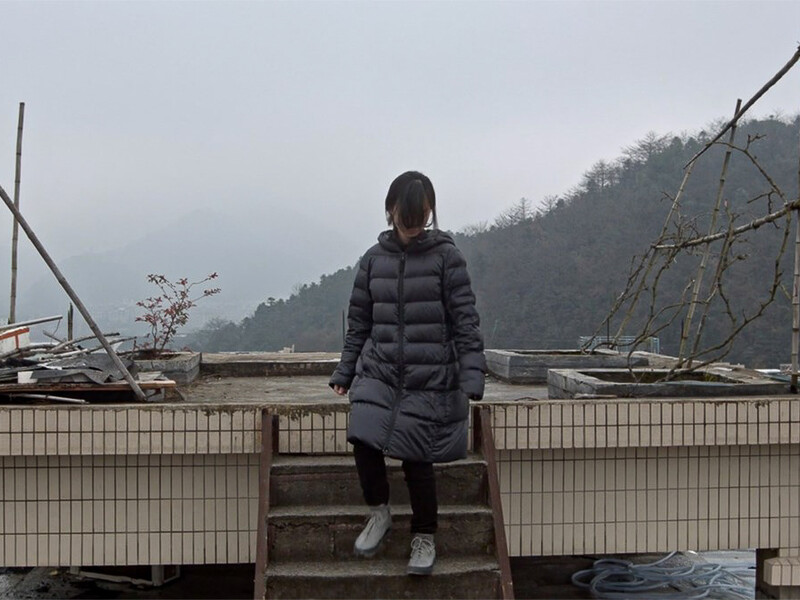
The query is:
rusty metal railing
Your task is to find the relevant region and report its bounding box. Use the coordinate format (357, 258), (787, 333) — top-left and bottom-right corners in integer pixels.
(254, 404), (512, 599)
(253, 410), (276, 600)
(473, 405), (515, 600)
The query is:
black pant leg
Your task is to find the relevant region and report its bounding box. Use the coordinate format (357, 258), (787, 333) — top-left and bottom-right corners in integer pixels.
(353, 441), (390, 506)
(403, 460), (437, 534)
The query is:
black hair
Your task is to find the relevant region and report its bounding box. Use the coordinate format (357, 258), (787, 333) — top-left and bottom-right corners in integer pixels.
(384, 170), (438, 230)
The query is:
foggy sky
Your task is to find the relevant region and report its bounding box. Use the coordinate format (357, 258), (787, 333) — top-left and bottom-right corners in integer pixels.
(2, 0), (800, 301)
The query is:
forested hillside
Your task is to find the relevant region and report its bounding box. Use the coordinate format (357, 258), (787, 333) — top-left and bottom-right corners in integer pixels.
(191, 116), (800, 368)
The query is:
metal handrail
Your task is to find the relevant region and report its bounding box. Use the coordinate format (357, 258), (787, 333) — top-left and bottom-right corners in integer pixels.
(473, 405), (515, 600)
(255, 405), (514, 599)
(253, 410), (277, 600)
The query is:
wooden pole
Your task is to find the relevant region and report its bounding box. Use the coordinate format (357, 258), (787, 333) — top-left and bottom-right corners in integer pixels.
(680, 99), (741, 364)
(9, 102), (24, 323)
(792, 124), (800, 392)
(685, 44), (800, 168)
(0, 314), (61, 332)
(0, 182), (147, 402)
(613, 158), (696, 342)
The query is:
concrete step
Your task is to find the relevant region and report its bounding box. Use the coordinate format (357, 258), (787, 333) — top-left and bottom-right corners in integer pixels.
(263, 556), (501, 599)
(270, 454), (488, 507)
(268, 504), (495, 562)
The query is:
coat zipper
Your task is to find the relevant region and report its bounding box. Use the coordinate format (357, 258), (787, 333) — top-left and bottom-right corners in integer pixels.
(383, 251), (406, 454)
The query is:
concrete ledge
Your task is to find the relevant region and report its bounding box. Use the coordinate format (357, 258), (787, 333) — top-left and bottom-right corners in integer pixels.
(134, 352), (201, 384)
(547, 366), (787, 399)
(485, 349), (647, 384)
(764, 557), (800, 587)
(201, 352), (339, 378)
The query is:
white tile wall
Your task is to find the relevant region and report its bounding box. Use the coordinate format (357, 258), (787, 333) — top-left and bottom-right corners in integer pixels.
(2, 398), (800, 576)
(0, 454), (259, 566)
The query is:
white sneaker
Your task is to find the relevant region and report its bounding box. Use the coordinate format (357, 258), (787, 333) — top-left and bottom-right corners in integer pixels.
(353, 504), (391, 557)
(407, 533), (436, 575)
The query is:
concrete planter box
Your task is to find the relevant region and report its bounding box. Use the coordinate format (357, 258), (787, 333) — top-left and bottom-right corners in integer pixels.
(200, 352), (339, 378)
(485, 349), (648, 384)
(133, 351), (201, 384)
(547, 366), (788, 399)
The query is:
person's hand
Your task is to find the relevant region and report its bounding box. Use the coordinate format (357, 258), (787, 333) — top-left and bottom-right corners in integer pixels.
(333, 385), (348, 396)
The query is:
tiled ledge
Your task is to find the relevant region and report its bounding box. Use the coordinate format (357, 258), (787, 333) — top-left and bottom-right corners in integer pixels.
(2, 396), (799, 456)
(490, 397), (800, 450)
(764, 557), (800, 586)
(0, 402), (351, 457)
(0, 405), (262, 457)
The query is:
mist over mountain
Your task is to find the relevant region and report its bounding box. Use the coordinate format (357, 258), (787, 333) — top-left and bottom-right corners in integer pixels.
(0, 207), (360, 338)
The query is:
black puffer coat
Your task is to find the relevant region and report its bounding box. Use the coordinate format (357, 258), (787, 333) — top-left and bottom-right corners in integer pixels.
(329, 229), (485, 463)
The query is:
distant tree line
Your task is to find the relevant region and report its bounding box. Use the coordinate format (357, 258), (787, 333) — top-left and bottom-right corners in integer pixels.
(189, 116), (800, 368)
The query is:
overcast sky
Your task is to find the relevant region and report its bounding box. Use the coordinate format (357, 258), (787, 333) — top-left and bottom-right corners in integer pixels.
(2, 0), (800, 297)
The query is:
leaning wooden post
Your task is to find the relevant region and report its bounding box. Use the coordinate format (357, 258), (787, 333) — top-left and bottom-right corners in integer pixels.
(792, 127), (800, 393)
(612, 161), (696, 344)
(680, 98), (742, 365)
(679, 99), (742, 363)
(0, 182), (147, 401)
(9, 102), (24, 324)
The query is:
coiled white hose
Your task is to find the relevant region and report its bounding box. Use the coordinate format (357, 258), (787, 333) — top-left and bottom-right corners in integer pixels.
(571, 552), (753, 599)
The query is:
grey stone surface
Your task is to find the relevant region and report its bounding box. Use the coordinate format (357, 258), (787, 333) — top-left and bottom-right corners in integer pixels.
(264, 557), (501, 599)
(548, 367), (789, 399)
(264, 453), (502, 598)
(201, 352), (339, 378)
(135, 351), (201, 384)
(174, 374), (549, 407)
(270, 454), (488, 507)
(268, 505), (494, 562)
(0, 565), (255, 599)
(486, 349), (648, 384)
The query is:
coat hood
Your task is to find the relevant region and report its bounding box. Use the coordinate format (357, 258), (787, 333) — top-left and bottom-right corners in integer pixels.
(377, 228), (456, 254)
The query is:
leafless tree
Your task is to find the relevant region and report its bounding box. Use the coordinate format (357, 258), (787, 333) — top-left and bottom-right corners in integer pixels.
(494, 198), (534, 228)
(583, 45), (800, 382)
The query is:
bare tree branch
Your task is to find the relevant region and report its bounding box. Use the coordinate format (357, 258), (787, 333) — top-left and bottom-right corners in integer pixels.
(684, 44), (800, 168)
(654, 198), (800, 250)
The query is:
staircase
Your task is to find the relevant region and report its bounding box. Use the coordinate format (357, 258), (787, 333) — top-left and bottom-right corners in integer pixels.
(259, 452), (506, 599)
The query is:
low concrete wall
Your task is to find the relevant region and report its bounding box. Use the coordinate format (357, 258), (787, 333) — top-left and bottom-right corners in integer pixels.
(3, 385), (800, 595)
(200, 352), (339, 378)
(547, 367), (788, 399)
(486, 349), (647, 384)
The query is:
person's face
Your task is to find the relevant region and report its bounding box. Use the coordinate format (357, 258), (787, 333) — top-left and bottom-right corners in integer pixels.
(393, 206), (431, 242)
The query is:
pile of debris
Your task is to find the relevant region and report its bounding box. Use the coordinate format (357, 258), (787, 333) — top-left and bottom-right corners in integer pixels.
(1, 103), (178, 404)
(0, 316), (174, 404)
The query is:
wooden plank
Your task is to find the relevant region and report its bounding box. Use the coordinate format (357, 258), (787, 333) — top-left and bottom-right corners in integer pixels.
(0, 380), (176, 393)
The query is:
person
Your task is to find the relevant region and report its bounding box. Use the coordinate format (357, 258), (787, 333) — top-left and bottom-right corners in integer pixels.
(329, 170), (485, 576)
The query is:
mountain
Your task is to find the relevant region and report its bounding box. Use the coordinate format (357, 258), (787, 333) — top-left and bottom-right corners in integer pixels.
(0, 207), (358, 339)
(190, 116), (800, 369)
